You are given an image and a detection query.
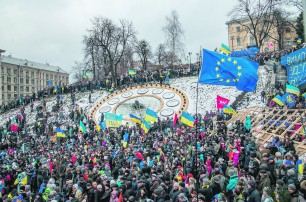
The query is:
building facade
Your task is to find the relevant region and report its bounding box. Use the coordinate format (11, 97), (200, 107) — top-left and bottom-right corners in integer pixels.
(0, 55), (69, 105)
(226, 18), (297, 52)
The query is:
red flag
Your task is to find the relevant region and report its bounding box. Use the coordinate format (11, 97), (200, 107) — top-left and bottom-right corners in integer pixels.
(172, 113), (178, 127)
(118, 191), (123, 202)
(216, 95), (230, 109)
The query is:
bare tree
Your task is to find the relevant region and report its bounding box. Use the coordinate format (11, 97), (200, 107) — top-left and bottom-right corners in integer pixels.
(155, 44), (167, 66)
(269, 9), (296, 50)
(228, 0), (279, 49)
(134, 39), (152, 70)
(86, 17), (136, 86)
(163, 10), (185, 66)
(71, 61), (90, 82)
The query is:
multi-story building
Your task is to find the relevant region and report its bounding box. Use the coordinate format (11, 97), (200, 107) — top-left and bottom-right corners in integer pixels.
(226, 18), (297, 52)
(0, 54), (69, 105)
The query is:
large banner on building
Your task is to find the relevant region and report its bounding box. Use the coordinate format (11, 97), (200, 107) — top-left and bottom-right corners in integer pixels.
(281, 48), (306, 86)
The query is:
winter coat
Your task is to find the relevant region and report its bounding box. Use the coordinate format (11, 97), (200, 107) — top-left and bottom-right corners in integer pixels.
(257, 176), (271, 193)
(261, 195), (274, 202)
(94, 190), (104, 202)
(150, 179), (161, 192)
(247, 188), (261, 202)
(169, 189), (180, 202)
(290, 191), (305, 202)
(227, 175), (238, 191)
(245, 115), (251, 131)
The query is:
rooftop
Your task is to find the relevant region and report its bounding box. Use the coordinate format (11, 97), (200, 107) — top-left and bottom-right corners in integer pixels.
(0, 55), (68, 74)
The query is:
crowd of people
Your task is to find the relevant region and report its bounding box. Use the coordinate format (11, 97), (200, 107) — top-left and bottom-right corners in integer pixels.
(0, 67), (199, 115)
(0, 81), (305, 202)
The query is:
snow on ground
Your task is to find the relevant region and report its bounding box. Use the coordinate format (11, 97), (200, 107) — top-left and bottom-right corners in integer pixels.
(0, 64), (271, 128)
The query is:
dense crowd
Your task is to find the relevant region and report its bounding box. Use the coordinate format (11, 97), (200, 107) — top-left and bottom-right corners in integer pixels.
(0, 84), (305, 202)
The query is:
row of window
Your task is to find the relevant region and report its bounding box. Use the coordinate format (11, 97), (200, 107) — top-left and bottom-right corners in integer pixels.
(2, 85), (35, 92)
(231, 36), (293, 47)
(1, 67), (67, 82)
(2, 93), (30, 101)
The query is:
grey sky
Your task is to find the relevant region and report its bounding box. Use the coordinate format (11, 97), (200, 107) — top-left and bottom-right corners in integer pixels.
(0, 0), (236, 80)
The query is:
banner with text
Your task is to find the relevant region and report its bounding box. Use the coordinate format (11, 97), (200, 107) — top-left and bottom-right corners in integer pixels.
(105, 113), (123, 128)
(281, 48), (306, 86)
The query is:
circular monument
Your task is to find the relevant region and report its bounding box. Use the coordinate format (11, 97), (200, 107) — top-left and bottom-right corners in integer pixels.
(89, 84), (189, 124)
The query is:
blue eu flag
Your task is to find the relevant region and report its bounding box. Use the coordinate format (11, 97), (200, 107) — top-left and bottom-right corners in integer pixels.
(199, 49), (259, 92)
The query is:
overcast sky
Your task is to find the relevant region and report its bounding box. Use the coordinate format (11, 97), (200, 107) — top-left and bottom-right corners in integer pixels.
(1, 0), (236, 79)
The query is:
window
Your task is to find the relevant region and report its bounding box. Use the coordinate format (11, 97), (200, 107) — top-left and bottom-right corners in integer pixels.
(14, 94), (17, 99)
(20, 94), (23, 98)
(31, 71), (34, 78)
(32, 87), (35, 92)
(26, 71), (29, 77)
(286, 38), (292, 46)
(46, 74), (49, 79)
(31, 79), (34, 84)
(7, 94), (11, 100)
(7, 67), (11, 74)
(14, 77), (17, 83)
(237, 37), (241, 46)
(20, 70), (23, 77)
(26, 78), (29, 84)
(14, 86), (17, 92)
(7, 77), (11, 83)
(7, 85), (11, 91)
(26, 87), (29, 92)
(14, 68), (18, 75)
(236, 26), (241, 32)
(20, 86), (24, 92)
(20, 78), (24, 84)
(250, 36), (255, 45)
(50, 75), (53, 79)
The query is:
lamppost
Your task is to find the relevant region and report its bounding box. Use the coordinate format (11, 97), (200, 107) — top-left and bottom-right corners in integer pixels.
(0, 49), (6, 105)
(188, 52), (192, 75)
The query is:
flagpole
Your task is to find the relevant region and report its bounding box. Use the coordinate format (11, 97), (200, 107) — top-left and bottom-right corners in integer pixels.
(195, 47), (202, 202)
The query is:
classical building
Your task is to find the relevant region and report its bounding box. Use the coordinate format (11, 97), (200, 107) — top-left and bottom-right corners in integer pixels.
(0, 54), (69, 105)
(226, 18), (297, 52)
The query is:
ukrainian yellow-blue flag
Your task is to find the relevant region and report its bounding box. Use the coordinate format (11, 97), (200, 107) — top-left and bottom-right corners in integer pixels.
(55, 128), (66, 138)
(141, 119), (151, 134)
(180, 111), (195, 127)
(130, 114), (141, 124)
(144, 108), (158, 122)
(272, 95), (285, 106)
(223, 105), (237, 116)
(199, 49), (259, 92)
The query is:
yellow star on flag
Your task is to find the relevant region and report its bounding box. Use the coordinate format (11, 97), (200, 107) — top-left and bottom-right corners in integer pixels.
(237, 72), (242, 77)
(233, 79), (237, 82)
(215, 67), (219, 71)
(226, 79), (230, 83)
(216, 74), (220, 78)
(221, 58), (225, 62)
(237, 66), (242, 70)
(236, 78), (239, 82)
(217, 61), (221, 65)
(227, 57), (232, 61)
(233, 60), (237, 65)
(219, 78), (223, 82)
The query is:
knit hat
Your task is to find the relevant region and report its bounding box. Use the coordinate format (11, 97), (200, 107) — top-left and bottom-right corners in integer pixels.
(128, 196), (135, 201)
(179, 182), (185, 187)
(276, 179), (285, 186)
(248, 180), (256, 188)
(288, 184), (296, 191)
(153, 188), (163, 195)
(213, 176), (220, 182)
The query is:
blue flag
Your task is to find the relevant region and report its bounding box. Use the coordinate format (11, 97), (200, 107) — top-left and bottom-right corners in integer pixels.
(124, 132), (129, 142)
(99, 121), (106, 131)
(199, 49), (259, 92)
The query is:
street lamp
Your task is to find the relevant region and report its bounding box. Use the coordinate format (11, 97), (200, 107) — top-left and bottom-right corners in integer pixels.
(188, 52), (192, 75)
(0, 49), (6, 105)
